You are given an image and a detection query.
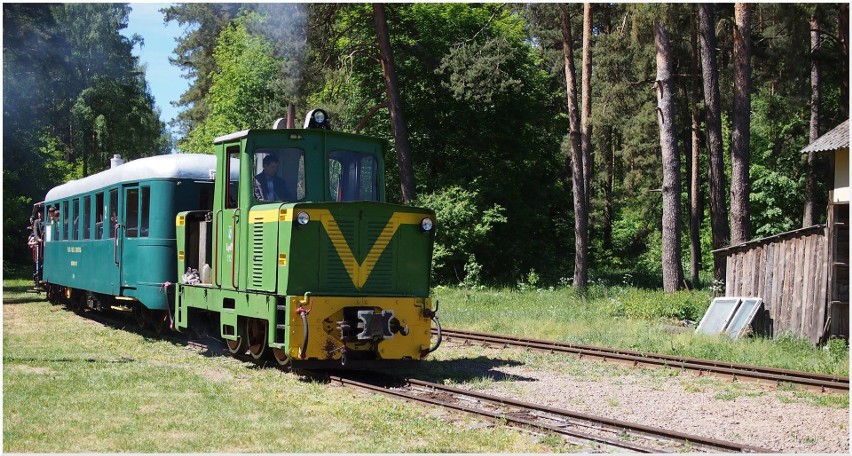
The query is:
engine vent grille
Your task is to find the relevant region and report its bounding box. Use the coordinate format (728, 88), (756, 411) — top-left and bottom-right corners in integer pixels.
(250, 218), (265, 289)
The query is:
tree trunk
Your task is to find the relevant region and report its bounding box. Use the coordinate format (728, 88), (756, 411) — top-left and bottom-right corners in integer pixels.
(803, 12), (820, 227)
(603, 126), (614, 251)
(840, 4), (849, 118)
(581, 3), (593, 212)
(373, 3), (416, 203)
(698, 3), (729, 281)
(731, 3), (752, 244)
(654, 19), (685, 292)
(688, 14), (702, 287)
(561, 6), (588, 289)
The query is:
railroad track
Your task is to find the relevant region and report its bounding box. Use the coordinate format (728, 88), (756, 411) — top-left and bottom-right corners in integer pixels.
(322, 372), (774, 453)
(55, 305), (780, 451)
(437, 328), (849, 393)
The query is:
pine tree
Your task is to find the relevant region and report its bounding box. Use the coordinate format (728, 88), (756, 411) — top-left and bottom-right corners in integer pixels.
(699, 4), (729, 280)
(653, 19), (685, 292)
(561, 5), (588, 289)
(730, 3), (753, 244)
(373, 3), (416, 203)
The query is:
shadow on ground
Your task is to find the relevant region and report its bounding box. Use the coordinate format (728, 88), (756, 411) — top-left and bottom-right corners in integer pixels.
(382, 355), (536, 383)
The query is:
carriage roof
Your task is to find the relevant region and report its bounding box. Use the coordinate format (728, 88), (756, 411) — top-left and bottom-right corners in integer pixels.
(44, 154), (227, 202)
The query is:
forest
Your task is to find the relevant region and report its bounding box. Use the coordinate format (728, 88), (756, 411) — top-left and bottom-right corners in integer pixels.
(3, 3), (848, 291)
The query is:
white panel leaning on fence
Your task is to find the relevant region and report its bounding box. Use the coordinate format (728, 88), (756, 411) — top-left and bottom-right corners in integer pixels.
(696, 297), (764, 340)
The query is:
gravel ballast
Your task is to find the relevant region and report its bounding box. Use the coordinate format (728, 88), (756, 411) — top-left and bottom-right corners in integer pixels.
(428, 345), (849, 453)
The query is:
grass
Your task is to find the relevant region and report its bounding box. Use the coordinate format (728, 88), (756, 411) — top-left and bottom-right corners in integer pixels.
(5, 272), (848, 451)
(3, 276), (563, 453)
(433, 285), (850, 376)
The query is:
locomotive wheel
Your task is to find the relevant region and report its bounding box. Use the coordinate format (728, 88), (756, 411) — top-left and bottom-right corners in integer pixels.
(246, 318), (269, 360)
(226, 323), (247, 355)
(272, 348), (290, 367)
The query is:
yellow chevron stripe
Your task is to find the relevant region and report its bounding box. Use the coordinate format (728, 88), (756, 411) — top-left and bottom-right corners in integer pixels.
(312, 209), (423, 289)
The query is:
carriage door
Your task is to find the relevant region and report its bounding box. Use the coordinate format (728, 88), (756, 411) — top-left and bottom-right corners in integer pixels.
(106, 188), (121, 294)
(119, 185), (141, 289)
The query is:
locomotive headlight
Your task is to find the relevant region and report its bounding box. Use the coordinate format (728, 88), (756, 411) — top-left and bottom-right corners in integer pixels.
(420, 217), (434, 232)
(296, 211), (310, 225)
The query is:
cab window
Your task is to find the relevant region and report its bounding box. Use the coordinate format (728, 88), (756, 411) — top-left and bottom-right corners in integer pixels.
(226, 147), (240, 209)
(253, 148), (305, 203)
(329, 150), (378, 202)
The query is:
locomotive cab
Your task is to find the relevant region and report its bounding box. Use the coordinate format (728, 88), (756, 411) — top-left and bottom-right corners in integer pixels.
(175, 110), (438, 368)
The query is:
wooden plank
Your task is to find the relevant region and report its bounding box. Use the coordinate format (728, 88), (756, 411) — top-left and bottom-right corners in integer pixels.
(812, 232), (827, 343)
(791, 235), (805, 335)
(745, 248), (754, 296)
(801, 234), (813, 337)
(808, 234), (819, 339)
(815, 229), (829, 343)
(734, 252), (743, 296)
(725, 255), (733, 296)
(756, 245), (766, 298)
(735, 251), (744, 296)
(764, 243), (775, 307)
(770, 241), (784, 327)
(809, 234), (821, 342)
(762, 243), (775, 336)
(782, 237), (796, 334)
(730, 253), (739, 295)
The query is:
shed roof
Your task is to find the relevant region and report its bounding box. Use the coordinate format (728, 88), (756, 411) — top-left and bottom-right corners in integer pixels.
(801, 119), (849, 154)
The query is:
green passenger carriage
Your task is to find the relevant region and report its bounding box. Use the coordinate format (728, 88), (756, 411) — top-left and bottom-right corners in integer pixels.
(41, 109), (440, 368)
(42, 154), (222, 328)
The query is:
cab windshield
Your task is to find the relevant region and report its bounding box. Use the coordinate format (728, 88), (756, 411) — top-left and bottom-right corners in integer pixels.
(329, 150), (378, 202)
(253, 148), (305, 203)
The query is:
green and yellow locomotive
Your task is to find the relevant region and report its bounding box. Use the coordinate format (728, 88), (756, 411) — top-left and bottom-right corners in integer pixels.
(42, 109), (439, 368)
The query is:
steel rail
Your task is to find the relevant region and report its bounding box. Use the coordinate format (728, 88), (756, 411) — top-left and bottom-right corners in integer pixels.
(326, 374), (660, 453)
(438, 328), (849, 392)
(329, 373), (774, 453)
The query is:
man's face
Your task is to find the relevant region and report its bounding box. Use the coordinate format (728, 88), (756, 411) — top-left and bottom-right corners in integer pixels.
(264, 160), (279, 176)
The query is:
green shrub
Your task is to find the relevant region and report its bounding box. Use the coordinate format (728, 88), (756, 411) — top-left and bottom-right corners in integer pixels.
(414, 185), (506, 284)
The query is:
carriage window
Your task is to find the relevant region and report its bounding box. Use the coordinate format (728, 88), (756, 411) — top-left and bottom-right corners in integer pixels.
(71, 199), (79, 240)
(253, 147), (305, 203)
(82, 196), (91, 240)
(126, 188), (139, 238)
(226, 147), (240, 209)
(140, 187), (150, 237)
(61, 201), (68, 241)
(108, 189), (118, 239)
(95, 193), (105, 240)
(328, 150), (378, 202)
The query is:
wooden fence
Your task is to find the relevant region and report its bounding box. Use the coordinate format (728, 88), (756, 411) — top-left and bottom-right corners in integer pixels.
(714, 225), (828, 344)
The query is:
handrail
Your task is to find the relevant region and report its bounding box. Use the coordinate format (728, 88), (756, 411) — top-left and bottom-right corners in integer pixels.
(213, 209), (222, 287)
(231, 208), (240, 289)
(113, 223), (121, 266)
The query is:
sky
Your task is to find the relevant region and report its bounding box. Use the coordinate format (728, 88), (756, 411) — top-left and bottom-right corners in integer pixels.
(121, 2), (188, 142)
